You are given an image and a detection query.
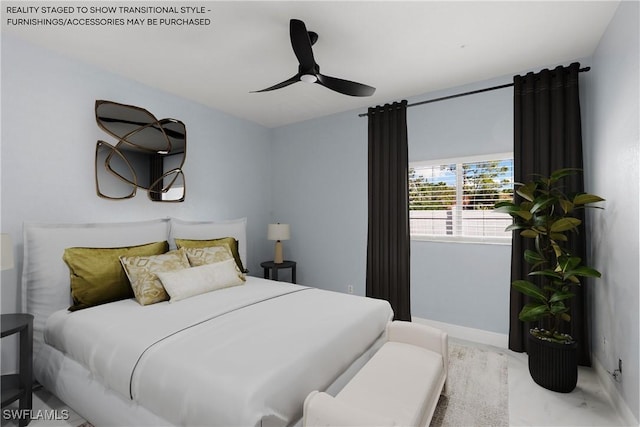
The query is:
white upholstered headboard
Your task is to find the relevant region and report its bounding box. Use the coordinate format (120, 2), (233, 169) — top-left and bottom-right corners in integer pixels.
(22, 217), (247, 355)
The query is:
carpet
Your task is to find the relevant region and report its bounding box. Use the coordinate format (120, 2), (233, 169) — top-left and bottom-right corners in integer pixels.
(430, 341), (509, 427)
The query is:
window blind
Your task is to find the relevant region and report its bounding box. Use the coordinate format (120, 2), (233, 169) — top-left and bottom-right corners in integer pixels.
(409, 155), (514, 242)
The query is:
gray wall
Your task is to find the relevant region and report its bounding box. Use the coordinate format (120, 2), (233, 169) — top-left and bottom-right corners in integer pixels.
(407, 80), (513, 333)
(0, 35), (274, 315)
(2, 9), (638, 420)
(271, 112), (369, 292)
(582, 1), (639, 421)
(272, 76), (516, 335)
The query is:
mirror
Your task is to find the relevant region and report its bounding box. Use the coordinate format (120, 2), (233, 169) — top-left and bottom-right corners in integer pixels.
(94, 100), (186, 202)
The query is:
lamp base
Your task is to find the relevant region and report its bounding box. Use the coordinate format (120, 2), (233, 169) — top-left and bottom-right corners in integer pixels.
(274, 240), (283, 264)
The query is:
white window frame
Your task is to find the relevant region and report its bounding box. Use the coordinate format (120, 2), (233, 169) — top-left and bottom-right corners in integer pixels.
(409, 152), (513, 245)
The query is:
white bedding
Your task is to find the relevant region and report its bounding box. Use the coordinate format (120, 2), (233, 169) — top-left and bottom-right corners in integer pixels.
(44, 277), (392, 426)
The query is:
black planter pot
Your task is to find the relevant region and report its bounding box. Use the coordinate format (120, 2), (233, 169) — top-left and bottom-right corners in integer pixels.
(527, 333), (578, 393)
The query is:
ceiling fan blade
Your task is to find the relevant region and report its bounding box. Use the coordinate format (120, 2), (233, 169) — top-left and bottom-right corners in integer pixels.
(290, 19), (316, 71)
(316, 73), (376, 97)
(253, 19), (374, 97)
(251, 74), (301, 93)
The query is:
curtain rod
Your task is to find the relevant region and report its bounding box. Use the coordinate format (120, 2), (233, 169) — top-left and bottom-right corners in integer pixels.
(358, 66), (591, 117)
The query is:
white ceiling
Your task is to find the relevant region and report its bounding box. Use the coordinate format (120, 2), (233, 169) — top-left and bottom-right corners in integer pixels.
(4, 1), (619, 128)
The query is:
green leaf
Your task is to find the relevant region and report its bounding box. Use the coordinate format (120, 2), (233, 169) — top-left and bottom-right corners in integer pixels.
(549, 232), (568, 242)
(516, 182), (537, 202)
(494, 203), (517, 214)
(550, 303), (569, 315)
(569, 266), (602, 278)
(561, 313), (571, 322)
(519, 303), (549, 322)
(549, 291), (575, 303)
(494, 203), (534, 222)
(566, 275), (581, 284)
(550, 242), (565, 259)
(529, 270), (563, 280)
(520, 201), (534, 211)
(494, 201), (515, 208)
(530, 196), (555, 214)
(513, 210), (532, 220)
(550, 217), (582, 232)
(512, 280), (547, 302)
(559, 199), (574, 214)
(550, 168), (581, 182)
(520, 229), (538, 239)
(573, 193), (605, 206)
(559, 256), (581, 272)
(505, 223), (528, 232)
(524, 249), (544, 264)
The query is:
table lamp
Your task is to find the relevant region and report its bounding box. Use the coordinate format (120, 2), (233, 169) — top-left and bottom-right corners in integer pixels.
(268, 224), (290, 264)
(1, 233), (14, 271)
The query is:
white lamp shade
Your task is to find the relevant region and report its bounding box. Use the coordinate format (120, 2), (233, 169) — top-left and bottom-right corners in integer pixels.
(1, 233), (14, 271)
(268, 224), (290, 241)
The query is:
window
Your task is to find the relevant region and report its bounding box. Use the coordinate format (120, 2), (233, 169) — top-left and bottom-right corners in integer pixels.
(409, 153), (514, 243)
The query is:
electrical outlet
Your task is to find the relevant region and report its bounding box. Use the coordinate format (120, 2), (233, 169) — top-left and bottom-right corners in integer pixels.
(347, 285), (354, 294)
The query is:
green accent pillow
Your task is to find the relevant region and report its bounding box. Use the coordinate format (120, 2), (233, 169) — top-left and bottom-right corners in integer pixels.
(63, 241), (169, 311)
(175, 237), (245, 273)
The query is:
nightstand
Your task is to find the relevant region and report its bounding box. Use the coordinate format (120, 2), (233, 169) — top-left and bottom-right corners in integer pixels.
(1, 313), (33, 427)
(261, 260), (297, 284)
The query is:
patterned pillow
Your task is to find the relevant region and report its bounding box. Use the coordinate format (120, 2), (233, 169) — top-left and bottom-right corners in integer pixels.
(183, 245), (246, 280)
(120, 249), (190, 305)
(183, 244), (233, 267)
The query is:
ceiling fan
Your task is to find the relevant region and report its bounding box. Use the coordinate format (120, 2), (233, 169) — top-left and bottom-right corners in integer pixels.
(252, 19), (376, 97)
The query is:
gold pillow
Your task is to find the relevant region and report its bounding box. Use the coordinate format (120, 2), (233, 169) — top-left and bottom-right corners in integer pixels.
(120, 248), (191, 306)
(183, 244), (233, 267)
(63, 241), (169, 311)
(175, 237), (245, 272)
(183, 245), (246, 281)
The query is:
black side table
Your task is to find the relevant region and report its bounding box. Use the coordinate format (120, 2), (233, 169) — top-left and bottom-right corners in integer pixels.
(261, 260), (297, 284)
(1, 313), (33, 427)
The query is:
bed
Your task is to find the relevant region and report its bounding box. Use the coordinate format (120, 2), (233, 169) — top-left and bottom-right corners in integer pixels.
(22, 218), (392, 426)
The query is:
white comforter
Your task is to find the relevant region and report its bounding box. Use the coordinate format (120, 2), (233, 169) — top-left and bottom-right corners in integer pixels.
(45, 277), (392, 426)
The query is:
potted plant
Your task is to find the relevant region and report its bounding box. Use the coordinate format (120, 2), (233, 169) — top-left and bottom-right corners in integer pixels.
(495, 168), (604, 392)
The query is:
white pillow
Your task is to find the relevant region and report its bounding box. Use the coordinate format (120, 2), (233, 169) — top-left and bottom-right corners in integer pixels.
(169, 217), (247, 267)
(157, 258), (245, 302)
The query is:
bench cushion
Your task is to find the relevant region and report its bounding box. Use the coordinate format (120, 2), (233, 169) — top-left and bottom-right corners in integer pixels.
(335, 341), (444, 426)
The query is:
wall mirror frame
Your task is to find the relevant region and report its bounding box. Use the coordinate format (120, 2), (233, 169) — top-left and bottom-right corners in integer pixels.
(94, 100), (186, 202)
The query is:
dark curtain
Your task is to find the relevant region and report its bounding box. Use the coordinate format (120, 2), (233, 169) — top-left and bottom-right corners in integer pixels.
(366, 100), (411, 321)
(511, 62), (590, 366)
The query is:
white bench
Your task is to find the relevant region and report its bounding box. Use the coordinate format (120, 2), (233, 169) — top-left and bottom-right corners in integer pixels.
(303, 321), (448, 427)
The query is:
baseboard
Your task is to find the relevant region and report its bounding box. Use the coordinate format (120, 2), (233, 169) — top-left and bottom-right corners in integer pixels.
(412, 317), (508, 349)
(592, 355), (639, 427)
